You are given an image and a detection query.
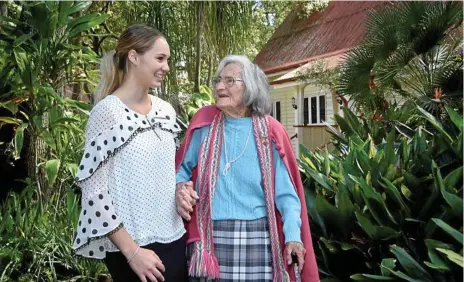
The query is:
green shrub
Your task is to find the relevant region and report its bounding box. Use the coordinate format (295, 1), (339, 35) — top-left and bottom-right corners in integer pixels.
(301, 106), (463, 281)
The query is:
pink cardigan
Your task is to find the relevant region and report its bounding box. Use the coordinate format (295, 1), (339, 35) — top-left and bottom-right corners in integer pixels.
(175, 106), (320, 282)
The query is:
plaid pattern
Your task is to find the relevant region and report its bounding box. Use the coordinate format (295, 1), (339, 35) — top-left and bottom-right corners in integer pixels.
(188, 218), (273, 282)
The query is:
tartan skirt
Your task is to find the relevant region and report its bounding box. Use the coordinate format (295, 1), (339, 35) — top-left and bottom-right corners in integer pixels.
(187, 217), (273, 282)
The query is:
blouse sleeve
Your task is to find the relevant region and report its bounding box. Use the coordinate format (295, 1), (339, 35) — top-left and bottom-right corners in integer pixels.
(175, 126), (209, 184)
(72, 103), (123, 260)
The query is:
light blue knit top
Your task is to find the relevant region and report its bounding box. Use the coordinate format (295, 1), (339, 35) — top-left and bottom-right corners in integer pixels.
(176, 117), (302, 243)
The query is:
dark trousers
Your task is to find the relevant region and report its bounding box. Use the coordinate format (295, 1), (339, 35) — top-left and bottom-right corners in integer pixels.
(104, 236), (188, 282)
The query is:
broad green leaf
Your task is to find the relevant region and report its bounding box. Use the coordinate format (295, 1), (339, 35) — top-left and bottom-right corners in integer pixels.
(307, 168), (333, 192)
(66, 163), (78, 178)
(357, 177), (390, 226)
(380, 258), (396, 276)
(351, 274), (395, 281)
(436, 248), (464, 268)
(326, 121), (348, 144)
(68, 14), (109, 38)
(45, 159), (61, 186)
(444, 166), (463, 190)
(58, 1), (73, 25)
(432, 218), (463, 244)
(417, 106), (452, 143)
(14, 123), (28, 159)
(13, 34), (33, 48)
(13, 46), (28, 73)
(412, 127), (427, 156)
(440, 187), (463, 218)
(68, 1), (92, 15)
(424, 239), (452, 271)
(66, 190), (77, 220)
(343, 107), (363, 136)
(0, 117), (22, 126)
(432, 161), (445, 191)
(315, 195), (345, 234)
(384, 164), (397, 181)
(0, 100), (19, 115)
(403, 171), (420, 189)
(341, 243), (355, 251)
(431, 161), (462, 217)
(382, 266), (424, 282)
(323, 147), (330, 175)
(334, 113), (354, 135)
(32, 115), (43, 129)
(304, 188), (327, 237)
(419, 183), (439, 218)
(320, 237), (338, 254)
(384, 131), (396, 166)
(355, 212), (399, 240)
(368, 135), (376, 158)
(445, 105), (463, 132)
(63, 98), (92, 112)
(336, 183), (354, 235)
(400, 184), (414, 201)
(299, 145), (317, 171)
(390, 245), (433, 282)
(424, 261), (451, 271)
(380, 177), (411, 216)
(40, 131), (56, 150)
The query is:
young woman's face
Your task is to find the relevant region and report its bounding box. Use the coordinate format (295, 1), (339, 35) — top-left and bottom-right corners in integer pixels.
(130, 37), (170, 88)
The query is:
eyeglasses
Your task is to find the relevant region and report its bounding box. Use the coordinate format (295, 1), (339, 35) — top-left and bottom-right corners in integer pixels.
(212, 76), (243, 87)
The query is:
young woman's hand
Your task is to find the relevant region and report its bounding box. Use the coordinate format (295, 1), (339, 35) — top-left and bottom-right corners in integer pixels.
(128, 247), (165, 282)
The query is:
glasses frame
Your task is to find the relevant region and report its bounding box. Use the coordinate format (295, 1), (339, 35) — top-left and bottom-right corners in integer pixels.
(212, 76), (244, 87)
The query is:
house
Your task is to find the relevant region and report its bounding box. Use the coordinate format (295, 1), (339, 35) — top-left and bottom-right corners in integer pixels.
(255, 1), (387, 155)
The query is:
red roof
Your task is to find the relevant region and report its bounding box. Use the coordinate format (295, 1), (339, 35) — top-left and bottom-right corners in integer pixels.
(255, 1), (388, 74)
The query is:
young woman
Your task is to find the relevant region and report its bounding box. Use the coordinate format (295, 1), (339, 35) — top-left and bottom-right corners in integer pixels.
(72, 24), (188, 282)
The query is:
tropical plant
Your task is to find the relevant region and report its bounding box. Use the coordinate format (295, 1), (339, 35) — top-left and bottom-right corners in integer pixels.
(0, 182), (108, 281)
(182, 85), (215, 120)
(0, 1), (104, 199)
(300, 106), (463, 282)
(336, 1), (463, 117)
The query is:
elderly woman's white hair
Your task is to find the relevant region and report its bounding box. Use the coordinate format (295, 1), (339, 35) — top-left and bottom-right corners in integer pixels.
(214, 55), (272, 115)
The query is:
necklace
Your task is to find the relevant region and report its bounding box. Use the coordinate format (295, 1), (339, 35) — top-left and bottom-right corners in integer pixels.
(222, 121), (253, 176)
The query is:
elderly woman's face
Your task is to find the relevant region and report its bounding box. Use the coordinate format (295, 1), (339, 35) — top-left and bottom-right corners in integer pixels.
(215, 63), (247, 117)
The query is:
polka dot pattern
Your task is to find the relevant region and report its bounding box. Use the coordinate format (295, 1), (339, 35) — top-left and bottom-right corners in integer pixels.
(72, 95), (185, 260)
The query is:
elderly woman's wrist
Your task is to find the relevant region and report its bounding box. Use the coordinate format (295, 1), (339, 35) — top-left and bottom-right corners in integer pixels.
(284, 232), (302, 244)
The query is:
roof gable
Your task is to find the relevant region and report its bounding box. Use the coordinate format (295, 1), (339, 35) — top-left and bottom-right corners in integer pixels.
(255, 1), (388, 73)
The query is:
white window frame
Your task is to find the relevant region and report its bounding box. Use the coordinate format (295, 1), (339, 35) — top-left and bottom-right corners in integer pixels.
(271, 100), (281, 122)
(304, 93), (326, 125)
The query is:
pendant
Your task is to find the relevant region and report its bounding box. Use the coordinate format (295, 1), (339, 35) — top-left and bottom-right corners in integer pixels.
(223, 162), (231, 176)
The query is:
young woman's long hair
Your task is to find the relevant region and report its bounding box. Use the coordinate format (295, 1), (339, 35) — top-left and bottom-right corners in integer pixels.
(94, 25), (165, 103)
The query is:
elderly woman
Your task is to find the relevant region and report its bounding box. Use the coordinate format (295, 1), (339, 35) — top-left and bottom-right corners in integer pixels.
(175, 55), (319, 282)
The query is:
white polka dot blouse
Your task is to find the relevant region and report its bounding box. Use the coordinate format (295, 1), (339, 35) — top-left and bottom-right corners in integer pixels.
(72, 95), (186, 259)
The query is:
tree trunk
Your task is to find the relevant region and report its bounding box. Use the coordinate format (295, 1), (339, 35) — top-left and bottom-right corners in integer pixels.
(26, 129), (48, 199)
(194, 2), (203, 93)
(207, 55), (213, 88)
(0, 1), (7, 17)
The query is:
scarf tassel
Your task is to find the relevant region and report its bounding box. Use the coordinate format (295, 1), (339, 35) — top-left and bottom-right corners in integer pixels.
(188, 245), (220, 279)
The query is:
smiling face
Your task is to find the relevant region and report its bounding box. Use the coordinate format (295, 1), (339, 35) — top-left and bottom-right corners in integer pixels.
(129, 37), (170, 89)
(214, 63), (249, 117)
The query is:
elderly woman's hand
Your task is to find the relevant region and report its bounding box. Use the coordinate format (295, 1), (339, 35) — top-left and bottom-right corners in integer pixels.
(285, 241), (306, 272)
(175, 181), (198, 221)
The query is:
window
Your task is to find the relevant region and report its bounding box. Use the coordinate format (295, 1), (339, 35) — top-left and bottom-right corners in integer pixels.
(303, 98), (309, 125)
(271, 101), (281, 122)
(303, 94), (326, 124)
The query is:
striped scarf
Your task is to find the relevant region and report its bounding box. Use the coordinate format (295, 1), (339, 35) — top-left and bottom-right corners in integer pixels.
(188, 111), (290, 282)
